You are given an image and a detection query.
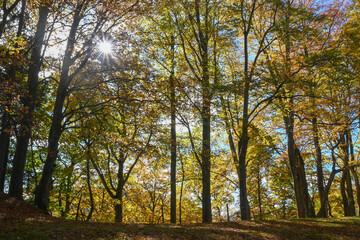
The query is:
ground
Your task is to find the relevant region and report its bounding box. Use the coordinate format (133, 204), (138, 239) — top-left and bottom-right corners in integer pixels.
(1, 193), (359, 239)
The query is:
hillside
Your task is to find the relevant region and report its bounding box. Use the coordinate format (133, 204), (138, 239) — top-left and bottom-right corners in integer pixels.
(1, 193), (360, 239)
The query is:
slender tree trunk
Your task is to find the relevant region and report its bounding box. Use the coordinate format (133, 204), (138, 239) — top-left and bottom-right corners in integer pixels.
(179, 154), (185, 224)
(226, 204), (230, 222)
(161, 202), (165, 224)
(75, 193), (83, 221)
(170, 34), (177, 224)
(61, 174), (72, 218)
(195, 0), (212, 223)
(318, 149), (336, 217)
(238, 31), (251, 220)
(312, 117), (327, 217)
(9, 5), (49, 199)
(115, 160), (124, 223)
(86, 158), (94, 221)
(257, 166), (262, 220)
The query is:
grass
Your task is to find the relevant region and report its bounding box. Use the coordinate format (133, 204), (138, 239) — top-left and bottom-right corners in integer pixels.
(1, 194), (359, 239)
(1, 217), (360, 239)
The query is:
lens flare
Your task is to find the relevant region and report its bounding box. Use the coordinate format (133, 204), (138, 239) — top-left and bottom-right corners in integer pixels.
(98, 40), (113, 55)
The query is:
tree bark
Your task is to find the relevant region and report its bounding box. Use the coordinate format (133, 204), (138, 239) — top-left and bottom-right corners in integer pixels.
(0, 112), (10, 192)
(340, 132), (356, 216)
(195, 0), (212, 223)
(9, 5), (49, 199)
(170, 34), (177, 224)
(86, 158), (94, 221)
(115, 160), (124, 223)
(317, 148), (337, 217)
(348, 131), (360, 216)
(238, 30), (251, 220)
(312, 117), (327, 217)
(284, 113), (315, 218)
(179, 154), (185, 224)
(257, 165), (262, 220)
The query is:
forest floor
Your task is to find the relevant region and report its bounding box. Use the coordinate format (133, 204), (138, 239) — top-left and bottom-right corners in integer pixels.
(1, 193), (360, 240)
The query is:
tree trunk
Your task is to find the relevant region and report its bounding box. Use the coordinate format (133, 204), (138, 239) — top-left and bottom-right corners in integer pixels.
(61, 173), (72, 218)
(350, 168), (360, 216)
(170, 34), (177, 224)
(86, 158), (94, 221)
(317, 149), (336, 217)
(75, 193), (83, 221)
(238, 134), (250, 220)
(9, 5), (49, 199)
(340, 132), (356, 216)
(114, 196), (123, 223)
(0, 112), (10, 192)
(284, 113), (315, 218)
(348, 131), (360, 216)
(312, 117), (327, 217)
(195, 0), (212, 223)
(226, 204), (230, 222)
(257, 165), (262, 220)
(179, 154), (185, 224)
(115, 160), (124, 223)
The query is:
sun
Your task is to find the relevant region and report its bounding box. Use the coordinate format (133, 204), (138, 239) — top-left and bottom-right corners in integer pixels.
(97, 40), (113, 55)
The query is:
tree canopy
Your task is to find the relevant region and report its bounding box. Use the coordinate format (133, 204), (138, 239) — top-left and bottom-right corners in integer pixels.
(0, 0), (359, 223)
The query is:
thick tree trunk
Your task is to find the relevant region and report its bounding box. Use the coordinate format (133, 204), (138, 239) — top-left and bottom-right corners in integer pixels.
(9, 5), (49, 199)
(114, 196), (123, 223)
(0, 112), (10, 192)
(348, 131), (360, 216)
(340, 132), (356, 216)
(284, 113), (315, 218)
(170, 35), (177, 224)
(350, 168), (360, 216)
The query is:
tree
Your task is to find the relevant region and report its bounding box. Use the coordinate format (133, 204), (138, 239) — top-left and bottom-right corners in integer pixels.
(34, 0), (139, 212)
(9, 3), (49, 199)
(219, 0), (280, 220)
(0, 0), (27, 192)
(173, 0), (216, 223)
